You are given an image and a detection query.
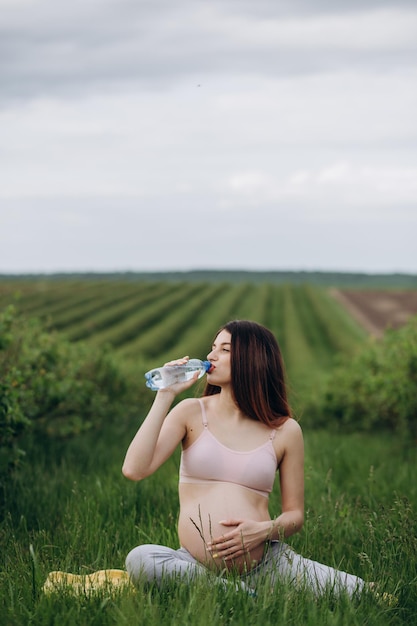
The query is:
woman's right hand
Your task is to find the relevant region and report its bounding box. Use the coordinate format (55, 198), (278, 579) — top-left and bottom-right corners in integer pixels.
(157, 356), (201, 396)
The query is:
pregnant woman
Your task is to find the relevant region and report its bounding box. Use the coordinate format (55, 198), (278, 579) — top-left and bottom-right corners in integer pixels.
(122, 320), (366, 597)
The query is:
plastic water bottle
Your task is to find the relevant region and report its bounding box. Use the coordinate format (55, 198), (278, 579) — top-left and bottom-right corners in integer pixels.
(144, 359), (212, 391)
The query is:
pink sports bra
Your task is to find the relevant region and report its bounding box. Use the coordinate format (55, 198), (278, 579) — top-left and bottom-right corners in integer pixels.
(179, 399), (278, 498)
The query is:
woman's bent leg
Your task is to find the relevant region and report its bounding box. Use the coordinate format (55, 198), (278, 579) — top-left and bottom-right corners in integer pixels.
(126, 544), (207, 585)
(247, 542), (365, 598)
(126, 544), (256, 594)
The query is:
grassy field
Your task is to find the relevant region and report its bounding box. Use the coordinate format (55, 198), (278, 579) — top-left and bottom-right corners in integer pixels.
(2, 427), (415, 625)
(1, 278), (416, 625)
(0, 279), (367, 410)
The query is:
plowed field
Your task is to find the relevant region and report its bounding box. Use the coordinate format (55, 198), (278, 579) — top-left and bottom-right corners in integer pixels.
(331, 289), (417, 337)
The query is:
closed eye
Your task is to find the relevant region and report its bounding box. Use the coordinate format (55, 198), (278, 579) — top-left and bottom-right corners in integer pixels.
(211, 342), (231, 351)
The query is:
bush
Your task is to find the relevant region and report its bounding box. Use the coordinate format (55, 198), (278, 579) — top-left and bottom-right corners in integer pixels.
(311, 316), (417, 438)
(0, 306), (130, 474)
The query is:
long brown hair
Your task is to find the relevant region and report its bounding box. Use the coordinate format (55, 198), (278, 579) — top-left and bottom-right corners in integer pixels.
(203, 320), (291, 427)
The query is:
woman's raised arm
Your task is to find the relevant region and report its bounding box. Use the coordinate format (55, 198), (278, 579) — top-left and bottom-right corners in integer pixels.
(122, 367), (200, 481)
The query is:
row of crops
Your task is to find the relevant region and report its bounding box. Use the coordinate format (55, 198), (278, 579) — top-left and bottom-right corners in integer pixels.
(0, 279), (367, 397)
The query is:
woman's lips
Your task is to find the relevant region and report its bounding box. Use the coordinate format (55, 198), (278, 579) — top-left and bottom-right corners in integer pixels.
(208, 364), (215, 373)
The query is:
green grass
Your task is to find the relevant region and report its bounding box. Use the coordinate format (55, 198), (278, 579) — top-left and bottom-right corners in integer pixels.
(1, 426), (415, 625)
(0, 280), (366, 400)
(0, 278), (368, 429)
(1, 278), (416, 624)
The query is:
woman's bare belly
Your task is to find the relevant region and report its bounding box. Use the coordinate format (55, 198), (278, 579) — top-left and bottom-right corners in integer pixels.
(178, 483), (271, 574)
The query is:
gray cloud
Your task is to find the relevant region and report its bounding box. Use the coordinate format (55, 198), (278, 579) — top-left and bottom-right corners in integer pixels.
(1, 0), (416, 273)
(1, 0), (416, 103)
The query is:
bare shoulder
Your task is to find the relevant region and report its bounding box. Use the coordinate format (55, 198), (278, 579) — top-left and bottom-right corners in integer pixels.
(280, 417), (303, 437)
(274, 418), (304, 459)
(171, 397), (206, 446)
(161, 398), (202, 444)
(169, 397), (202, 421)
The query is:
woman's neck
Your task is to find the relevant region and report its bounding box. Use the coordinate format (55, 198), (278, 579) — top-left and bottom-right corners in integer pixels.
(215, 388), (246, 422)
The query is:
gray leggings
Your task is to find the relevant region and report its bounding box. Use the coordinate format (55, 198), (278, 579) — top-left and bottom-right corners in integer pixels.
(126, 541), (365, 598)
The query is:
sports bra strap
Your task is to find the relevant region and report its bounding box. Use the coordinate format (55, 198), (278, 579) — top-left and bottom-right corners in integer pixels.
(198, 398), (208, 428)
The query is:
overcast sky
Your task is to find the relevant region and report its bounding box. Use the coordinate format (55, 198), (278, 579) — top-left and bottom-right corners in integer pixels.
(1, 0), (416, 274)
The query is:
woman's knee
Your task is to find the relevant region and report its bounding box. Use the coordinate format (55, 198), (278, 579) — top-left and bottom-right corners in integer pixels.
(126, 544), (158, 581)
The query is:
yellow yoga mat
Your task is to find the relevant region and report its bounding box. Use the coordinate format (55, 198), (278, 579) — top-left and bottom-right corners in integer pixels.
(42, 569), (135, 595)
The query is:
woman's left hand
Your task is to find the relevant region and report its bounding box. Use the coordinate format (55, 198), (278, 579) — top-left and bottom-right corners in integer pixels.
(206, 519), (270, 561)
